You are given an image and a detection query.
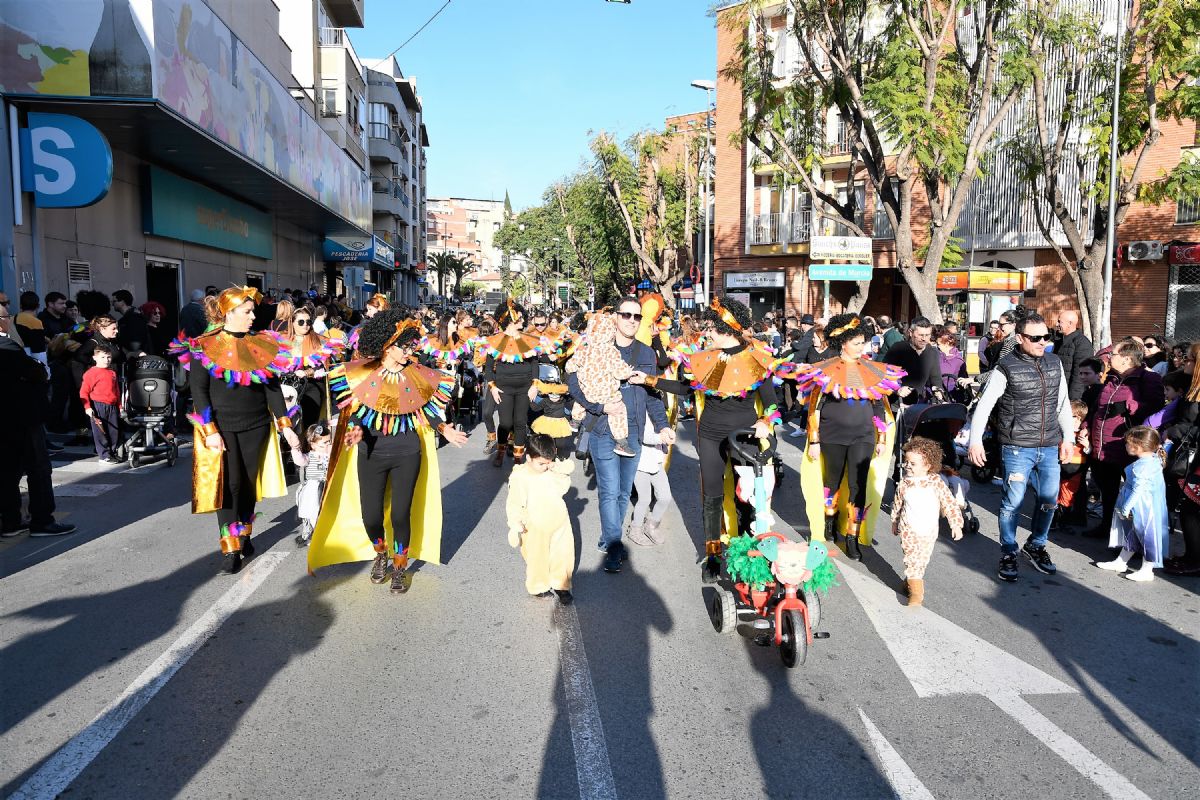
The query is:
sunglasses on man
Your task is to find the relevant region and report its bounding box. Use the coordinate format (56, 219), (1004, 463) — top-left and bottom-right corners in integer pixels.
(1021, 333), (1052, 343)
(616, 311), (643, 321)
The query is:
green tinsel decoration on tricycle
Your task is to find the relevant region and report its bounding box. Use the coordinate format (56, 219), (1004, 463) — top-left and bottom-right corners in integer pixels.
(723, 533), (840, 594)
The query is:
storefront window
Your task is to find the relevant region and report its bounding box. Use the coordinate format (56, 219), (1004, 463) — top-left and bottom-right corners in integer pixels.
(1167, 264), (1200, 342)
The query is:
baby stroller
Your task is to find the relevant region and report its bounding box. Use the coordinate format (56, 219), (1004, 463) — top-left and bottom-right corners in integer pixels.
(122, 356), (179, 469)
(706, 429), (835, 668)
(897, 402), (981, 535)
(450, 358), (480, 428)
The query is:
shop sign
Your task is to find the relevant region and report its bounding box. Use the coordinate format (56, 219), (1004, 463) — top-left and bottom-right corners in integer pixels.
(19, 113), (113, 208)
(937, 270), (1026, 291)
(323, 235), (373, 262)
(810, 235), (873, 262)
(725, 271), (785, 289)
(1168, 243), (1200, 266)
(809, 263), (873, 281)
(372, 237), (395, 270)
(143, 166), (272, 258)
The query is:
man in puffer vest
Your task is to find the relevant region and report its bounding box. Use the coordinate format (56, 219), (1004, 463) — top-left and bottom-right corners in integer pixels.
(968, 313), (1075, 582)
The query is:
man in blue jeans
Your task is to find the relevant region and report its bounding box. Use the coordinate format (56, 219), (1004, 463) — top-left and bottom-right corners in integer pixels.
(569, 297), (673, 573)
(968, 313), (1074, 582)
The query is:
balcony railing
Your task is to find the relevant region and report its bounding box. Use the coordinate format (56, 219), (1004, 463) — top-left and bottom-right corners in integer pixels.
(372, 177), (405, 198)
(319, 27), (345, 47)
(788, 211), (810, 242)
(748, 212), (813, 245)
(748, 213), (780, 245)
(373, 229), (393, 245)
(367, 122), (405, 148)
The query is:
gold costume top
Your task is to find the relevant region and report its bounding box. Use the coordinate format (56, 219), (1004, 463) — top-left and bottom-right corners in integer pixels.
(328, 358), (453, 434)
(795, 357), (905, 402)
(685, 345), (791, 398)
(485, 331), (543, 364)
(172, 328), (293, 386)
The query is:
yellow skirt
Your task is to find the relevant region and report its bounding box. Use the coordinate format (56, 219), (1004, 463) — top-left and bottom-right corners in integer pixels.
(532, 415), (573, 438)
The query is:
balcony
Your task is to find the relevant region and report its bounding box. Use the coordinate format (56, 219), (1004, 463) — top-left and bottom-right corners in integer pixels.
(748, 212), (811, 246)
(319, 27), (345, 47)
(372, 177), (406, 216)
(324, 0), (364, 28)
(368, 122), (405, 165)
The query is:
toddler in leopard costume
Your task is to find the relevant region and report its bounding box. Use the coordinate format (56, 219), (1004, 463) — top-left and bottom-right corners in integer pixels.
(891, 436), (963, 606)
(567, 312), (635, 457)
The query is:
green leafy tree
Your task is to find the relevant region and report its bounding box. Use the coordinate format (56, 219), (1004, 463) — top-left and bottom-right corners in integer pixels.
(1007, 0), (1200, 344)
(723, 0), (1033, 321)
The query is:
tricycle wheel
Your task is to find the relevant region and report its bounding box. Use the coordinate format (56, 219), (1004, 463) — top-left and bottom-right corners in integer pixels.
(779, 610), (808, 668)
(710, 588), (737, 635)
(803, 587), (823, 631)
(700, 555), (720, 585)
(130, 452), (141, 469)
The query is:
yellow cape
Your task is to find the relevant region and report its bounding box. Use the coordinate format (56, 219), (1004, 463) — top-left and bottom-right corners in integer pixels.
(799, 403), (896, 546)
(191, 421), (287, 514)
(306, 421), (443, 573)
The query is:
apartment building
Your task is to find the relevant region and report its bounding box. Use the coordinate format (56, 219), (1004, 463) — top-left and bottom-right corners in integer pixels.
(713, 2), (1199, 344)
(427, 197), (511, 296)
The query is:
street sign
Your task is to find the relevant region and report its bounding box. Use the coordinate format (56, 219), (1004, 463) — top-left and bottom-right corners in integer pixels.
(810, 235), (873, 261)
(809, 263), (873, 281)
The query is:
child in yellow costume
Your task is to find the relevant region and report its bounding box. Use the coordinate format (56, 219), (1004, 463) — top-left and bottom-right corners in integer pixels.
(794, 313), (905, 559)
(506, 433), (576, 603)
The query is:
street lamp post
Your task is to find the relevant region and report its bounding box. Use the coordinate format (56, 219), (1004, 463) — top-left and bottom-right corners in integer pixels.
(1099, 0), (1125, 348)
(692, 79), (716, 306)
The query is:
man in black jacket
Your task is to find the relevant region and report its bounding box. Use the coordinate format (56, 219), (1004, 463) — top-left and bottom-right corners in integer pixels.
(0, 308), (75, 537)
(1053, 310), (1093, 401)
(112, 289), (150, 355)
(883, 317), (943, 405)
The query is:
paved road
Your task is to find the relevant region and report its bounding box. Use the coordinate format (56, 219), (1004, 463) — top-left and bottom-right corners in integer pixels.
(1, 427), (1197, 799)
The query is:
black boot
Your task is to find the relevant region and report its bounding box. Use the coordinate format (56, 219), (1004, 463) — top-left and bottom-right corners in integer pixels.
(701, 496), (725, 584)
(822, 514), (838, 544)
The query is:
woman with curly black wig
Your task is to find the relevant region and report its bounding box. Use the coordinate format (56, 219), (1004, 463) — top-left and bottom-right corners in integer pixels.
(484, 299), (542, 466)
(795, 313), (905, 558)
(306, 309), (468, 594)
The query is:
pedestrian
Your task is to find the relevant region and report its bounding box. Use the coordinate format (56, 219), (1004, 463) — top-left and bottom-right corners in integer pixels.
(80, 343), (122, 463)
(1096, 426), (1169, 581)
(1141, 336), (1168, 374)
(39, 291), (76, 432)
(505, 432), (575, 604)
(179, 286), (305, 573)
(1146, 370), (1188, 432)
(890, 436), (964, 606)
(179, 289), (209, 338)
(14, 291), (47, 361)
(567, 313), (637, 457)
(968, 312), (1073, 582)
(1083, 338), (1164, 539)
(307, 311), (468, 593)
(1051, 400), (1091, 532)
(933, 325), (970, 400)
(1053, 310), (1094, 400)
(627, 412), (673, 547)
(111, 290), (149, 356)
(474, 319), (499, 454)
(271, 298), (295, 333)
(485, 300), (541, 467)
(876, 315), (903, 359)
(293, 421), (333, 547)
(796, 312), (903, 559)
(883, 317), (943, 405)
(983, 307), (1023, 372)
(1163, 343), (1200, 576)
(139, 301), (168, 356)
(977, 320), (1000, 370)
(790, 313), (819, 364)
(570, 296), (672, 574)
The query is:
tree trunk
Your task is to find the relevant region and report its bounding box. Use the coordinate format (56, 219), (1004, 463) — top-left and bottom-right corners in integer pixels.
(1079, 243), (1108, 345)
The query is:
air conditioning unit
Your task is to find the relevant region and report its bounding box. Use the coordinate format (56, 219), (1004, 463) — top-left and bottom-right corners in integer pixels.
(1126, 240), (1164, 261)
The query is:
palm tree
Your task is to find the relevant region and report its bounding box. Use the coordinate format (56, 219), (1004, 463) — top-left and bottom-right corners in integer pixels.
(429, 252), (473, 299)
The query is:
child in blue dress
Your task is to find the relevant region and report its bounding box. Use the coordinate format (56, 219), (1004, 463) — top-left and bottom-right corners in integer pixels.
(1097, 426), (1170, 582)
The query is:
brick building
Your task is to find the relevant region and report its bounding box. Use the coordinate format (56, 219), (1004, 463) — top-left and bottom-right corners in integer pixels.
(712, 2), (1200, 347)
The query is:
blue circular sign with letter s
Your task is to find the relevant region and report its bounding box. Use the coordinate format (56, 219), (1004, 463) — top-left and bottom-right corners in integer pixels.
(19, 112), (114, 208)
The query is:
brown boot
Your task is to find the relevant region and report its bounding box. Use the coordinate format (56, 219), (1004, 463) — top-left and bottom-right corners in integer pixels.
(492, 443), (506, 467)
(369, 542), (391, 584)
(484, 432), (497, 453)
(512, 445), (526, 465)
(907, 578), (924, 606)
(390, 551), (411, 594)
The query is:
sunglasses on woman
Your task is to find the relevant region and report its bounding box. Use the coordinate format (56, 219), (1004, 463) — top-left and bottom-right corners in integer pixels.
(295, 319), (310, 327)
(616, 311), (643, 321)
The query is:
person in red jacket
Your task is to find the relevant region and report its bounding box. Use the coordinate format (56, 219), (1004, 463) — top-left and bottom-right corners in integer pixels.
(80, 343), (122, 463)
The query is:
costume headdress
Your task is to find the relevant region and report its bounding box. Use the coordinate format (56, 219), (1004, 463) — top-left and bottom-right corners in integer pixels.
(383, 318), (424, 351)
(828, 317), (860, 339)
(217, 286), (262, 316)
(710, 297), (744, 334)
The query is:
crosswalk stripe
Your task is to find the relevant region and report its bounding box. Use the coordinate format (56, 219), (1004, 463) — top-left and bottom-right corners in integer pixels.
(857, 708), (937, 800)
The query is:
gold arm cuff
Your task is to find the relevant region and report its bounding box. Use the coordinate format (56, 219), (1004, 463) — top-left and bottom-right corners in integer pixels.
(275, 416), (293, 432)
(197, 421), (219, 438)
(642, 375), (659, 388)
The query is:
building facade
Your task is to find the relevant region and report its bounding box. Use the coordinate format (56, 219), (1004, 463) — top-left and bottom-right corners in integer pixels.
(713, 2), (1199, 345)
(426, 197), (510, 298)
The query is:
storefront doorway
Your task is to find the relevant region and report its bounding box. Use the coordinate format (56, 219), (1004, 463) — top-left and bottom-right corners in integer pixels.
(724, 270), (785, 320)
(145, 257), (181, 336)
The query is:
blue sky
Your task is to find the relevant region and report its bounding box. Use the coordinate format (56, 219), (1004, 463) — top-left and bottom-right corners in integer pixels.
(348, 0), (718, 211)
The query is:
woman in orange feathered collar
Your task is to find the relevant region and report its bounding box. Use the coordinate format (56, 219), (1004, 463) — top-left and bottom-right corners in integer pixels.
(484, 299), (542, 466)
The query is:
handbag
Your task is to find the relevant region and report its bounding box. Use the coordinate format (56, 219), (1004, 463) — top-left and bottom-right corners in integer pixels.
(574, 412), (600, 461)
(1165, 424), (1199, 480)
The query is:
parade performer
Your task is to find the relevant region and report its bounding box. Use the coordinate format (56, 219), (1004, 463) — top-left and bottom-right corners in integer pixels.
(505, 433), (575, 603)
(473, 320), (500, 453)
(177, 286), (302, 573)
(284, 304), (346, 430)
(346, 292), (390, 356)
(307, 310), (468, 594)
(891, 436), (964, 605)
(567, 313), (637, 457)
(795, 313), (905, 559)
(484, 299), (541, 466)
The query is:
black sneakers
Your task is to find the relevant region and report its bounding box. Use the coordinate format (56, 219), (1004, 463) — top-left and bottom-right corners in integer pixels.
(998, 553), (1019, 582)
(603, 542), (627, 573)
(1022, 542), (1057, 575)
(29, 521), (76, 537)
(554, 589), (574, 605)
(390, 568), (412, 594)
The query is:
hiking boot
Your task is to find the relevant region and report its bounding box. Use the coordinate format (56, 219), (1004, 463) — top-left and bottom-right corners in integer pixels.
(998, 553), (1019, 582)
(223, 551), (243, 574)
(906, 578), (925, 606)
(369, 551), (391, 584)
(1022, 542), (1057, 575)
(626, 521), (654, 547)
(492, 443), (507, 467)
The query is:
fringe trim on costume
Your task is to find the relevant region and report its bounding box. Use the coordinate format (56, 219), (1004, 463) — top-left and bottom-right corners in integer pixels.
(419, 337), (473, 363)
(171, 330), (293, 385)
(761, 404), (782, 427)
(328, 364), (454, 435)
(186, 407), (213, 427)
(221, 515), (257, 540)
(872, 415), (888, 435)
(486, 341), (542, 363)
(293, 337), (347, 370)
(795, 361), (906, 402)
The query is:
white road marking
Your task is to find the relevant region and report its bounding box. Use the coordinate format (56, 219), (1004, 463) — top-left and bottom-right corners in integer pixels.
(554, 603), (617, 800)
(988, 692), (1153, 800)
(50, 483), (120, 498)
(50, 461), (127, 474)
(8, 551), (290, 800)
(857, 708), (936, 800)
(839, 564), (1153, 800)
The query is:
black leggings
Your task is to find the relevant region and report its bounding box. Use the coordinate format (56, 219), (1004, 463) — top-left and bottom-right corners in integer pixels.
(357, 445), (421, 553)
(698, 436), (732, 500)
(1092, 459), (1125, 531)
(217, 425), (270, 532)
(481, 390), (497, 434)
(497, 385), (531, 447)
(821, 442), (873, 510)
(1179, 501), (1200, 566)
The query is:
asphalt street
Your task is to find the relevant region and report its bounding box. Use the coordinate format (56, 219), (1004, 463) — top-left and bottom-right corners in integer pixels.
(1, 426), (1197, 800)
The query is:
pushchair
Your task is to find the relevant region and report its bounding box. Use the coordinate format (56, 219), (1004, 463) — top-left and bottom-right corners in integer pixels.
(450, 358), (481, 428)
(122, 356), (179, 468)
(896, 401), (981, 535)
(706, 429), (835, 668)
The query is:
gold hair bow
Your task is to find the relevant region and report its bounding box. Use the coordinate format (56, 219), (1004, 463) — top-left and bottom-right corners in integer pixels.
(710, 297), (743, 333)
(384, 318), (425, 350)
(829, 317), (861, 338)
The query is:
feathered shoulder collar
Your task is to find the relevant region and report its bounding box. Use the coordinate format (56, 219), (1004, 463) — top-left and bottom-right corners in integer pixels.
(293, 333), (347, 369)
(170, 329), (293, 385)
(537, 325), (572, 356)
(795, 356), (905, 401)
(420, 334), (473, 363)
(486, 331), (543, 363)
(328, 358), (453, 434)
(686, 345), (786, 398)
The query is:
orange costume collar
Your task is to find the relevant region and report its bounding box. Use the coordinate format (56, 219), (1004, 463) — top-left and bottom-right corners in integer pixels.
(485, 331), (543, 363)
(328, 358), (453, 434)
(686, 345), (783, 398)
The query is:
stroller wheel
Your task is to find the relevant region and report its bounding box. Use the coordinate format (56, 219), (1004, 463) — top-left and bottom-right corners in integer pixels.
(710, 588), (737, 634)
(166, 442), (178, 467)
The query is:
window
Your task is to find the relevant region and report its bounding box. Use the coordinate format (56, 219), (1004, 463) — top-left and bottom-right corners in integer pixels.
(873, 178), (899, 239)
(1178, 196), (1200, 224)
(829, 184), (866, 236)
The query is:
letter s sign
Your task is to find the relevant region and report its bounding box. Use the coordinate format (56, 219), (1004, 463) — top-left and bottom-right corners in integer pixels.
(18, 113), (113, 208)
